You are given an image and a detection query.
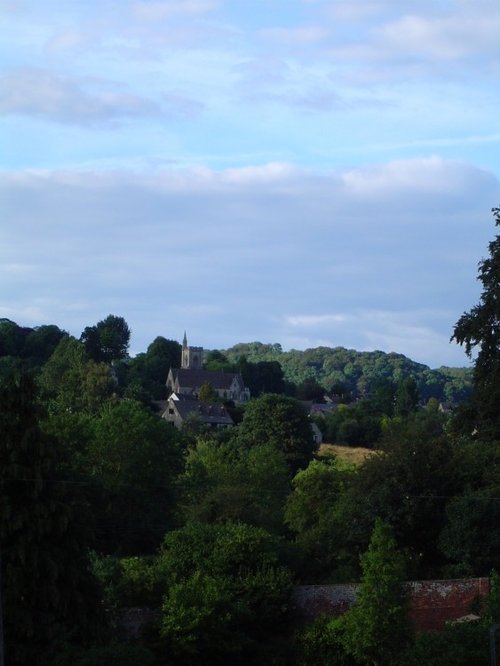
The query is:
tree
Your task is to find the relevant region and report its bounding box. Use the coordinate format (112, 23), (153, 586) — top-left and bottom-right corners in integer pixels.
(122, 336), (181, 401)
(198, 381), (218, 403)
(39, 336), (115, 415)
(80, 315), (130, 363)
(295, 377), (325, 402)
(179, 439), (290, 533)
(238, 359), (286, 397)
(338, 519), (410, 666)
(235, 393), (317, 474)
(24, 324), (67, 365)
(86, 399), (184, 554)
(439, 486), (500, 576)
(452, 206), (500, 440)
(336, 411), (454, 578)
(204, 349), (235, 372)
(285, 458), (354, 580)
(0, 318), (31, 357)
(0, 372), (102, 665)
(394, 376), (419, 417)
(158, 521), (293, 664)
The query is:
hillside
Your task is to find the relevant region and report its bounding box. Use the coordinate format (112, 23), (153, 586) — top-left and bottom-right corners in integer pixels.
(224, 342), (472, 404)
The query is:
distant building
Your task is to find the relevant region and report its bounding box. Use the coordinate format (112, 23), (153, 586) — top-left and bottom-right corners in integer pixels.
(160, 393), (234, 430)
(165, 333), (250, 403)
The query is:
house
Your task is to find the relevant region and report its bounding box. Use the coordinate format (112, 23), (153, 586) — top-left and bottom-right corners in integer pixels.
(160, 393), (234, 430)
(165, 333), (250, 403)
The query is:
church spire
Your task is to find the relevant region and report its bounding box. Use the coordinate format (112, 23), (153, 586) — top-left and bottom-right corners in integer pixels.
(183, 331), (187, 348)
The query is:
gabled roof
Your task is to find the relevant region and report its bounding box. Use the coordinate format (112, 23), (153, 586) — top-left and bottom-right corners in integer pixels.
(173, 399), (234, 425)
(170, 368), (243, 390)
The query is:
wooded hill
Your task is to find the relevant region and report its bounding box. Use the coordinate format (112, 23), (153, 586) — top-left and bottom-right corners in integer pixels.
(224, 342), (472, 404)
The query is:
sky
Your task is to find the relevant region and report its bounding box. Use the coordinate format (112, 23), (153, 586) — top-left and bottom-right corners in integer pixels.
(1, 0), (500, 368)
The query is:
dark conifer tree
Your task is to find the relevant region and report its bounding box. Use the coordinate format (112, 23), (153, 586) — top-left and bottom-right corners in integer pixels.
(0, 372), (102, 665)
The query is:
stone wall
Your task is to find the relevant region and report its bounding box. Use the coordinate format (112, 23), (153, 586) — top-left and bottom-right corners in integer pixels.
(292, 578), (490, 632)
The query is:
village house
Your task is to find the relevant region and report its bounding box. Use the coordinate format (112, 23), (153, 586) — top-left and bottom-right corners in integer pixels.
(161, 393), (234, 429)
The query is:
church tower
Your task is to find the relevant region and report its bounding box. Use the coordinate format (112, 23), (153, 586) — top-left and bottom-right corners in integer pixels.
(181, 332), (203, 369)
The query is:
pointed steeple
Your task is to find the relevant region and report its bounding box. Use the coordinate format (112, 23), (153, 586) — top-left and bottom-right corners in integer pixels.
(183, 331), (187, 348)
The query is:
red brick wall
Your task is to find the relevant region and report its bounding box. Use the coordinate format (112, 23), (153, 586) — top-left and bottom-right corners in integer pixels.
(292, 578), (490, 632)
(405, 578), (490, 631)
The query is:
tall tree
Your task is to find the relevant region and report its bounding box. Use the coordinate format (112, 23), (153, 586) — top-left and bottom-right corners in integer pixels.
(0, 372), (101, 665)
(86, 399), (184, 554)
(394, 376), (419, 417)
(452, 206), (500, 440)
(80, 314), (130, 363)
(39, 336), (115, 415)
(338, 519), (410, 666)
(235, 393), (316, 474)
(122, 336), (182, 401)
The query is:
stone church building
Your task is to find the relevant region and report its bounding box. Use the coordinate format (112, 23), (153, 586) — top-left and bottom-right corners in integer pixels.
(165, 333), (250, 403)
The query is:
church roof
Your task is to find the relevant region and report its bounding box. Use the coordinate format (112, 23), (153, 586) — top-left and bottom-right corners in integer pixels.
(170, 368), (243, 390)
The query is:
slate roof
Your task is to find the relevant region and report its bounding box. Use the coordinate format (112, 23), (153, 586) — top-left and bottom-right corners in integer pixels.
(173, 400), (234, 426)
(170, 368), (243, 390)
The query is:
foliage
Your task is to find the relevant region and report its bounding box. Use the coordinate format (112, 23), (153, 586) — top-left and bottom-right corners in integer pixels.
(80, 314), (131, 363)
(338, 519), (410, 666)
(235, 393), (317, 474)
(179, 439), (290, 533)
(0, 372), (103, 665)
(39, 336), (116, 414)
(439, 486), (500, 576)
(49, 640), (156, 666)
(398, 622), (489, 666)
(198, 381), (219, 403)
(0, 319), (66, 370)
(292, 615), (355, 666)
(294, 376), (326, 401)
(86, 399), (184, 554)
(452, 206), (500, 440)
(238, 356), (287, 396)
(158, 521), (293, 664)
(203, 349), (236, 372)
(337, 411), (454, 578)
(121, 336), (181, 401)
(90, 553), (164, 611)
(285, 458), (354, 581)
(394, 376), (419, 417)
(225, 342), (472, 404)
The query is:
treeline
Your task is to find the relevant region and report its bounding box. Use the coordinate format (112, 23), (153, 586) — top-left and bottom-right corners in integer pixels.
(0, 208), (499, 665)
(223, 342), (472, 405)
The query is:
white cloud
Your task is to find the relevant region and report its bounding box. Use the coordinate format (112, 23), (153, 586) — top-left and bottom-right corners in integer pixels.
(283, 309), (465, 366)
(259, 25), (329, 45)
(0, 68), (203, 125)
(0, 157), (496, 365)
(379, 12), (500, 60)
(341, 156), (497, 201)
(132, 0), (219, 21)
(286, 314), (348, 327)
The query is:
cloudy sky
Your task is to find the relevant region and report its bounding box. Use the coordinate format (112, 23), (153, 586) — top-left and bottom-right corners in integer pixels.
(1, 0), (499, 367)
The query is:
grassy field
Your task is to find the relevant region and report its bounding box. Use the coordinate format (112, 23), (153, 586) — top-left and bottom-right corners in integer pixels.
(318, 443), (377, 466)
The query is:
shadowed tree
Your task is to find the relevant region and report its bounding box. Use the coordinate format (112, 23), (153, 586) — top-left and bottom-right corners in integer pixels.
(452, 206), (500, 440)
(235, 393), (317, 475)
(80, 314), (130, 364)
(0, 372), (102, 665)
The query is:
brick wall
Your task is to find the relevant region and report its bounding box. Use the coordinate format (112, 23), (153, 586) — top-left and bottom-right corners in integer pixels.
(292, 578), (490, 632)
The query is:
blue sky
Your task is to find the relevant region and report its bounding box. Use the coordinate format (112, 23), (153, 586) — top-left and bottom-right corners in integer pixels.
(1, 0), (499, 367)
